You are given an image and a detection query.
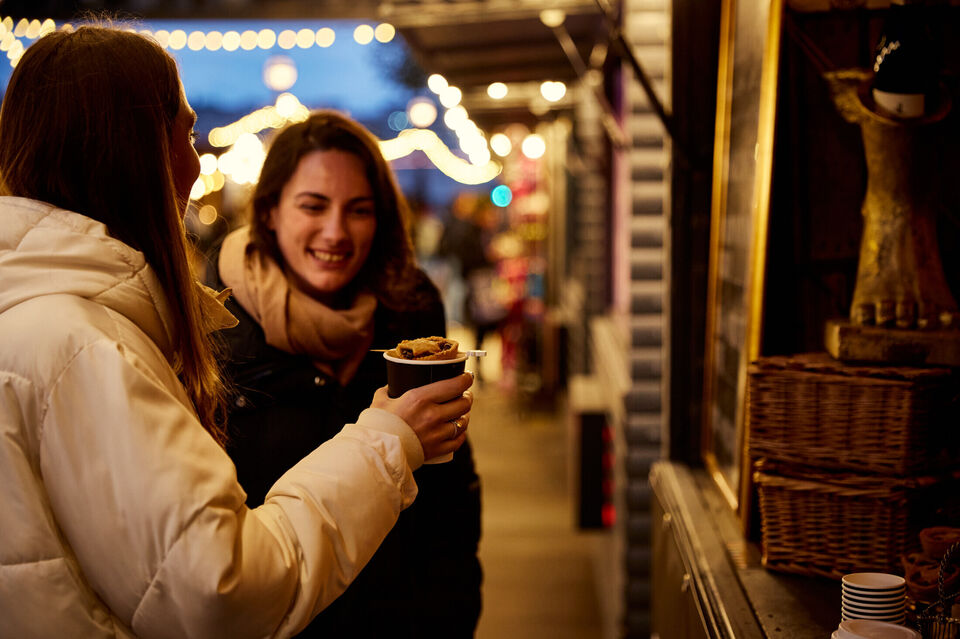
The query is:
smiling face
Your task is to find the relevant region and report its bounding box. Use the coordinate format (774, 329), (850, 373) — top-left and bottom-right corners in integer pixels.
(269, 149), (377, 305)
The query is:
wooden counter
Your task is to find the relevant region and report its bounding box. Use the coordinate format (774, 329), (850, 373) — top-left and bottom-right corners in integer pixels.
(651, 461), (841, 639)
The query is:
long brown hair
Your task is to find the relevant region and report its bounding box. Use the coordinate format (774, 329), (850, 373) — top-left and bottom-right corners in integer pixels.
(0, 24), (228, 445)
(248, 110), (425, 309)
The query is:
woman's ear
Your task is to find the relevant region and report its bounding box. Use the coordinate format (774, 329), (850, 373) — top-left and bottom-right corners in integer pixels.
(267, 206), (277, 231)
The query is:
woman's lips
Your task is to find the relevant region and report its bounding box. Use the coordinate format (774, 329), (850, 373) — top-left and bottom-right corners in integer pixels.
(308, 248), (349, 264)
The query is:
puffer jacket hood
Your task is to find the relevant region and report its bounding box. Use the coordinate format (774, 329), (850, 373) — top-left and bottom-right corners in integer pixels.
(0, 196), (236, 359)
(0, 197), (176, 357)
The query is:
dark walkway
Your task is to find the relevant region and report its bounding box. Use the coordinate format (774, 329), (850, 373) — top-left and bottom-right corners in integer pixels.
(456, 328), (603, 639)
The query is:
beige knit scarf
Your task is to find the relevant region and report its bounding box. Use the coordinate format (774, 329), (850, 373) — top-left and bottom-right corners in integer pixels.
(218, 227), (376, 385)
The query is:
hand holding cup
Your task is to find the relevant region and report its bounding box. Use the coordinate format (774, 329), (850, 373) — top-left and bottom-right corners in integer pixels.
(371, 372), (473, 463)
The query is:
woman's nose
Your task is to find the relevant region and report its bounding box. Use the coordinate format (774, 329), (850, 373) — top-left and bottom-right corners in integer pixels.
(318, 208), (348, 240)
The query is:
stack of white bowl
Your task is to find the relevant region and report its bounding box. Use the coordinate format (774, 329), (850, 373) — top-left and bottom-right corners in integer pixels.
(832, 619), (919, 639)
(841, 573), (907, 625)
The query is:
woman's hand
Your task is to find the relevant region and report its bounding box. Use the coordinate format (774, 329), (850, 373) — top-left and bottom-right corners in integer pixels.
(371, 372), (474, 462)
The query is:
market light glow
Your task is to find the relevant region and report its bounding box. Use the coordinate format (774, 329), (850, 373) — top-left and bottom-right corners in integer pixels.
(491, 184), (513, 207)
(205, 30), (223, 51)
(540, 81), (567, 102)
(258, 29), (276, 49)
(521, 133), (546, 159)
(490, 133), (512, 157)
(263, 55), (297, 92)
(199, 153), (218, 175)
(222, 30), (240, 51)
(375, 23), (396, 43)
(539, 9), (566, 27)
(187, 31), (207, 50)
(387, 111), (409, 132)
(168, 29), (187, 50)
(198, 204), (219, 225)
(407, 97), (438, 128)
(316, 28), (335, 47)
(379, 128), (501, 185)
(487, 82), (508, 100)
(295, 28), (314, 49)
(438, 86), (462, 108)
(235, 30), (253, 50)
(208, 92), (309, 148)
(353, 24), (374, 45)
(277, 29), (296, 49)
(443, 105), (468, 130)
(427, 74), (448, 94)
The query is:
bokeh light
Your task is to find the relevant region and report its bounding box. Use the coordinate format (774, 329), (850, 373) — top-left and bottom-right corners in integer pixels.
(427, 74), (448, 94)
(375, 23), (396, 43)
(407, 97), (438, 128)
(490, 133), (512, 157)
(263, 55), (297, 92)
(387, 111), (409, 132)
(353, 24), (374, 45)
(521, 133), (546, 159)
(491, 184), (513, 207)
(316, 27), (335, 47)
(487, 82), (508, 99)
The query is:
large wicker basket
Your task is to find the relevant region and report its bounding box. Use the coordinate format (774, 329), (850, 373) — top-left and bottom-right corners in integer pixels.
(754, 459), (960, 580)
(747, 353), (959, 476)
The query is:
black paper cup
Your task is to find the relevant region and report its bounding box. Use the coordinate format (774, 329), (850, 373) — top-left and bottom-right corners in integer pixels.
(383, 351), (467, 398)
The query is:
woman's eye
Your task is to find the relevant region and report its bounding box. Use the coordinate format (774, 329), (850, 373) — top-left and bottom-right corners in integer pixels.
(189, 130), (199, 144)
(351, 207), (375, 217)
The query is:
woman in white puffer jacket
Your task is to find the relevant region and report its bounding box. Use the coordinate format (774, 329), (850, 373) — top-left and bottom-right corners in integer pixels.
(0, 23), (473, 639)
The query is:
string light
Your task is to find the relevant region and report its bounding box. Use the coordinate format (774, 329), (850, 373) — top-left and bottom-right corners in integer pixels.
(222, 30), (240, 51)
(316, 28), (335, 47)
(295, 28), (314, 49)
(240, 30), (258, 50)
(353, 24), (374, 45)
(1, 13), (503, 188)
(257, 29), (276, 49)
(205, 31), (223, 51)
(379, 129), (501, 185)
(540, 80), (567, 102)
(277, 29), (296, 49)
(374, 23), (396, 43)
(521, 133), (546, 159)
(490, 133), (512, 157)
(208, 92), (310, 148)
(197, 204), (219, 225)
(426, 74), (448, 94)
(0, 14), (404, 69)
(438, 86), (462, 108)
(487, 82), (508, 99)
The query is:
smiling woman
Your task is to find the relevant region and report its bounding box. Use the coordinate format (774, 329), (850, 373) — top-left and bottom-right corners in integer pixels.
(268, 148), (377, 307)
(205, 109), (483, 638)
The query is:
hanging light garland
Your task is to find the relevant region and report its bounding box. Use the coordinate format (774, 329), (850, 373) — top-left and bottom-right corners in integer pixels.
(0, 15), (507, 185)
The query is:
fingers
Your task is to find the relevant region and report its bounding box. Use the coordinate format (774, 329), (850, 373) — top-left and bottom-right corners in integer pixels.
(423, 413), (470, 460)
(367, 376), (474, 462)
(407, 371), (474, 404)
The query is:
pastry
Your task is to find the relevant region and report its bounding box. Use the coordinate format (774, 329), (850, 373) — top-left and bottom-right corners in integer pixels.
(393, 336), (459, 361)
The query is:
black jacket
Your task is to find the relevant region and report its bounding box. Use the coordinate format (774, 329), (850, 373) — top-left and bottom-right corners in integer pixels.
(208, 261), (482, 639)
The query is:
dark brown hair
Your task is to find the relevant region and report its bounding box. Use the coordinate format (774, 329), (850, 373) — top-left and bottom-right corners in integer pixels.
(248, 110), (423, 309)
(0, 24), (228, 445)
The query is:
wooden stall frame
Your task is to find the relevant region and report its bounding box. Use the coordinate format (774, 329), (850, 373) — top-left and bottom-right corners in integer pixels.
(701, 0), (783, 525)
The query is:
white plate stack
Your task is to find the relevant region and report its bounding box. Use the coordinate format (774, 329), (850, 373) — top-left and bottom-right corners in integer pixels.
(831, 619), (920, 639)
(841, 573), (907, 625)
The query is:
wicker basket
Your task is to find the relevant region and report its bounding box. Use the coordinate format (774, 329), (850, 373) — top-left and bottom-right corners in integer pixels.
(747, 353), (959, 476)
(754, 459), (960, 580)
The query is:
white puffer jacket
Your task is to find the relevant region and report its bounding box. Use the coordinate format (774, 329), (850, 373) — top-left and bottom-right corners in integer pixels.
(0, 197), (425, 638)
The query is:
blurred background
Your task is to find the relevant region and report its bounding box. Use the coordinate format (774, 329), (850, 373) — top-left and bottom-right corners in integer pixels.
(0, 1), (702, 637)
